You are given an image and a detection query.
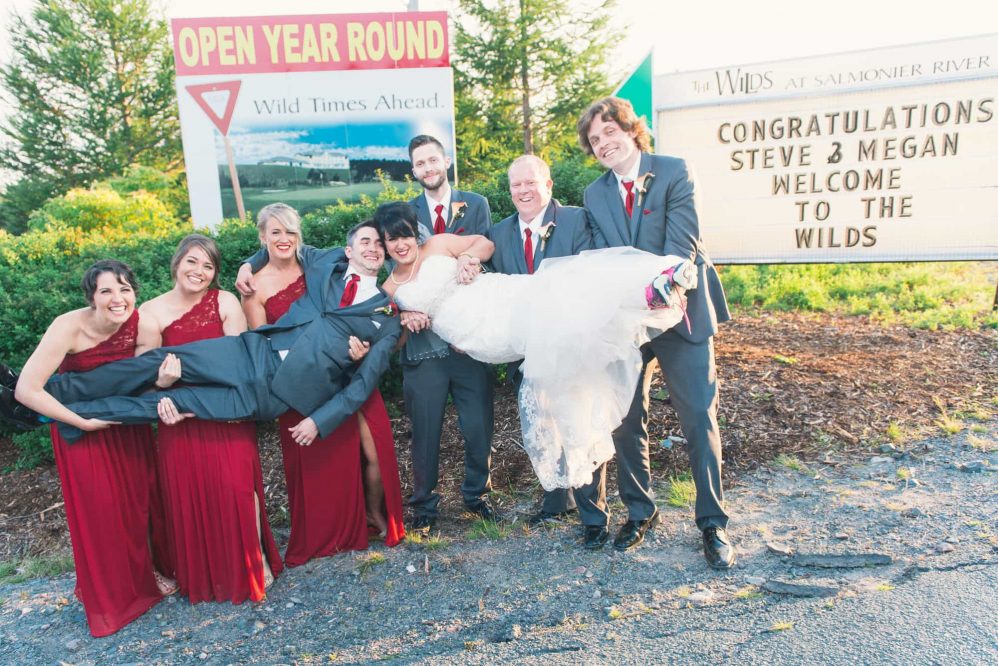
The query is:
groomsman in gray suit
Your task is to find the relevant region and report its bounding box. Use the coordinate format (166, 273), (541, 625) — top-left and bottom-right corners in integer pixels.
(25, 220), (401, 446)
(485, 155), (611, 550)
(402, 135), (498, 533)
(577, 97), (736, 568)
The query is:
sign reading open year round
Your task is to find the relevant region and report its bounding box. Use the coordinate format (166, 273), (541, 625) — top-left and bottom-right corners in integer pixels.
(654, 34), (998, 263)
(171, 12), (455, 227)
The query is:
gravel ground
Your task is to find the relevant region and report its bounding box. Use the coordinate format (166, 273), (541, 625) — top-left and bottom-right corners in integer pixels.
(1, 426), (995, 665)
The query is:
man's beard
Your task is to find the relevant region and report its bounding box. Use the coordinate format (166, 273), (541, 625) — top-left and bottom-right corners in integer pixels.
(418, 172), (447, 191)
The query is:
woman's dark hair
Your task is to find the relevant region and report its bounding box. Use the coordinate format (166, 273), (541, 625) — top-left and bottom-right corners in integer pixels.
(81, 260), (139, 307)
(170, 234), (221, 289)
(373, 201), (419, 240)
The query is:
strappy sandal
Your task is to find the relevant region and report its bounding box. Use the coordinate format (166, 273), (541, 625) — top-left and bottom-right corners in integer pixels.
(153, 570), (178, 596)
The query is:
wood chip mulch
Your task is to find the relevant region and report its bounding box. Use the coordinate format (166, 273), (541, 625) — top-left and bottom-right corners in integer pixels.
(1, 312), (994, 561)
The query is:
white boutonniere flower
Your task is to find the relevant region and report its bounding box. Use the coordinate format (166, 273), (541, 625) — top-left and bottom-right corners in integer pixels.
(538, 222), (556, 252)
(635, 171), (656, 208)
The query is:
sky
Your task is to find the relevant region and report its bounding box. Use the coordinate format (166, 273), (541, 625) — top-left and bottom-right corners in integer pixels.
(1, 0), (996, 76)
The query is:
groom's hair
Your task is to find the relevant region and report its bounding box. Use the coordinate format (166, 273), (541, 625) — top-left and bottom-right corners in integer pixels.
(346, 219), (379, 247)
(373, 201), (418, 240)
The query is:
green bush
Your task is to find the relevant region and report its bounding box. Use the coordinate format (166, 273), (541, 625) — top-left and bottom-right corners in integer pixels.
(0, 183), (420, 467)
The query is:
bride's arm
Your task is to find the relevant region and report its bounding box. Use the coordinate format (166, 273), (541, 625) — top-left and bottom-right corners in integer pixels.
(432, 234), (494, 284)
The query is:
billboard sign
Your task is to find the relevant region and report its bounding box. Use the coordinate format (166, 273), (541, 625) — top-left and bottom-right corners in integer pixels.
(654, 34), (998, 263)
(171, 12), (454, 226)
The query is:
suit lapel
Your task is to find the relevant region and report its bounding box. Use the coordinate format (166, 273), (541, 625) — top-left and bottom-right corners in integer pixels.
(449, 190), (465, 231)
(508, 218), (529, 274)
(629, 152), (654, 244)
(596, 171), (630, 245)
(411, 195), (432, 231)
(533, 201), (558, 268)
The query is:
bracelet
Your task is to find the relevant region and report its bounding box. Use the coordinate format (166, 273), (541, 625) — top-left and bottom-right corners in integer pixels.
(458, 252), (475, 260)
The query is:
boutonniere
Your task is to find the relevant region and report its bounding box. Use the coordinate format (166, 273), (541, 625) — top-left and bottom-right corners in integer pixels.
(451, 201), (468, 225)
(538, 222), (556, 252)
(635, 171), (655, 207)
(374, 302), (398, 317)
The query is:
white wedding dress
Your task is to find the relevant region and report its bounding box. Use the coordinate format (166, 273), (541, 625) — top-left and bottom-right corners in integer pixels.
(393, 247), (691, 490)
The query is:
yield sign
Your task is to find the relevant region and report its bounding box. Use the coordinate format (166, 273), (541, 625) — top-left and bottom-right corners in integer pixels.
(185, 80), (242, 136)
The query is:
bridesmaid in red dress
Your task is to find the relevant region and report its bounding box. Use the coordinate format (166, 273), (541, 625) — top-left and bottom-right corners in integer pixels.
(12, 260), (175, 637)
(240, 203), (405, 564)
(137, 235), (283, 603)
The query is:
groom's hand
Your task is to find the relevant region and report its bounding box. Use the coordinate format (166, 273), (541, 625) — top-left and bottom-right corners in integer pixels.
(348, 335), (370, 362)
(400, 310), (430, 333)
(289, 417), (319, 446)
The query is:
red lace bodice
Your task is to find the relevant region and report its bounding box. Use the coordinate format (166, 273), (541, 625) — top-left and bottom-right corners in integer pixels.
(161, 290), (225, 346)
(264, 275), (306, 324)
(59, 310), (140, 373)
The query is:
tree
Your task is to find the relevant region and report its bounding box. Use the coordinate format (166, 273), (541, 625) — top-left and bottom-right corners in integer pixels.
(453, 0), (619, 181)
(0, 0), (181, 231)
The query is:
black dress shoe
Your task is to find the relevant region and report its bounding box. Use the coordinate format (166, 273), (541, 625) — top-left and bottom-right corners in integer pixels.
(613, 509), (661, 551)
(702, 527), (737, 569)
(583, 525), (609, 550)
(411, 515), (437, 534)
(0, 364), (18, 390)
(526, 508), (576, 527)
(0, 386), (40, 430)
(465, 499), (504, 523)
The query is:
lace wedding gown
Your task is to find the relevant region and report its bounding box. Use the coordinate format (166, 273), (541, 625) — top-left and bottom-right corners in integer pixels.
(394, 247), (691, 490)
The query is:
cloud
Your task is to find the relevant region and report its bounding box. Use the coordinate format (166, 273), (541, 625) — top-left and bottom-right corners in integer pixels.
(219, 131), (408, 163)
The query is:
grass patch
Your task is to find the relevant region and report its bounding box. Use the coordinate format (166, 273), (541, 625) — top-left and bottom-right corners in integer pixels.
(933, 397), (964, 436)
(876, 582), (895, 592)
(665, 473), (696, 508)
(467, 519), (510, 540)
(773, 454), (806, 473)
(896, 467), (911, 481)
(0, 555), (75, 585)
(886, 422), (903, 443)
(769, 621), (794, 632)
(772, 354), (798, 365)
(734, 585), (763, 600)
(967, 434), (996, 452)
(721, 261), (998, 330)
(405, 532), (448, 550)
(607, 606), (623, 620)
(674, 586), (692, 598)
(355, 552), (386, 578)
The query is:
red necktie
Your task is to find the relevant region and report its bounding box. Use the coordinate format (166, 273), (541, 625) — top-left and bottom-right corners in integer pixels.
(524, 228), (534, 274)
(339, 274), (360, 307)
(623, 180), (635, 218)
(433, 204), (446, 235)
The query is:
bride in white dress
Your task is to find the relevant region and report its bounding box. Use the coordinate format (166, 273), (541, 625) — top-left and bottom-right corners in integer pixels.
(377, 204), (694, 490)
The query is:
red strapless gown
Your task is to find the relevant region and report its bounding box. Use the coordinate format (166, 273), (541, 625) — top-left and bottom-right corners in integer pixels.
(156, 289), (283, 603)
(265, 275), (405, 564)
(51, 310), (166, 637)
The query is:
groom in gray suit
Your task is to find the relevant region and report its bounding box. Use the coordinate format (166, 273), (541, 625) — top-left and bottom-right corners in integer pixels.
(485, 155), (612, 549)
(578, 97), (736, 568)
(33, 221), (401, 446)
(402, 135), (498, 532)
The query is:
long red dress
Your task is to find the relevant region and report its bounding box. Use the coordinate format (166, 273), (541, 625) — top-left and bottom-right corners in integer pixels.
(156, 289), (283, 603)
(51, 310), (165, 637)
(265, 275), (405, 565)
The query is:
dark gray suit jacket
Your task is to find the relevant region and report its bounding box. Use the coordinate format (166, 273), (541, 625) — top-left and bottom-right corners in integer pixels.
(584, 152), (730, 343)
(409, 189), (492, 236)
(245, 246), (401, 437)
(404, 189), (492, 365)
(486, 200), (592, 274)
